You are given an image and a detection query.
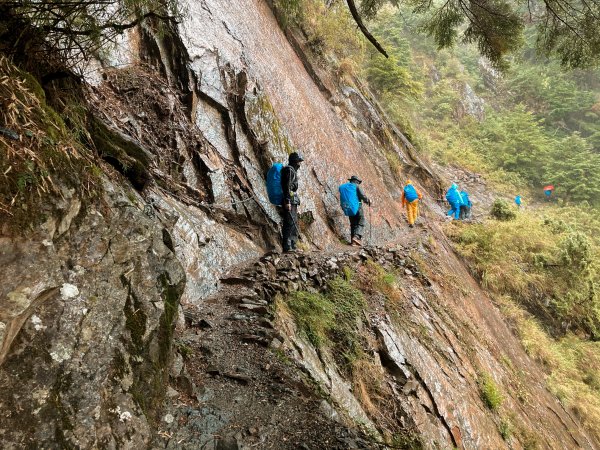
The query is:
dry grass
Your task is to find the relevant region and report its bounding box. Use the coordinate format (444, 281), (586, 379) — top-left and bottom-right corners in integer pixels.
(448, 211), (600, 337)
(352, 357), (387, 417)
(450, 207), (600, 440)
(302, 0), (366, 65)
(497, 295), (600, 442)
(276, 0), (366, 74)
(0, 55), (95, 228)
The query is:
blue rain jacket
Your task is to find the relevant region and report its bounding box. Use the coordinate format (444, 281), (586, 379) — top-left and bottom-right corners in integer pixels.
(460, 191), (471, 207)
(446, 185), (463, 205)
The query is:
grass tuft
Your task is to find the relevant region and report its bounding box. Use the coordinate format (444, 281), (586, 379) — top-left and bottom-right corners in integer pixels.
(478, 371), (504, 411)
(0, 56), (97, 230)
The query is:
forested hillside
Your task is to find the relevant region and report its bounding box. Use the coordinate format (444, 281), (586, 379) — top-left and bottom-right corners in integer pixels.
(274, 0), (600, 441)
(367, 8), (600, 204)
(365, 7), (600, 441)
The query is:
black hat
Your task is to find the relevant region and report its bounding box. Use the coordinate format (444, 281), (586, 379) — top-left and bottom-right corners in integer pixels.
(289, 152), (304, 164)
(348, 175), (362, 183)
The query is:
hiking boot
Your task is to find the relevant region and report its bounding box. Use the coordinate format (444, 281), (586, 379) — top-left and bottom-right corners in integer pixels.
(283, 248), (296, 254)
(409, 224), (414, 228)
(351, 236), (362, 246)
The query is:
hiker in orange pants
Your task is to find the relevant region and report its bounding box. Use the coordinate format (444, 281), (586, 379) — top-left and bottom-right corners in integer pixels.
(401, 180), (422, 228)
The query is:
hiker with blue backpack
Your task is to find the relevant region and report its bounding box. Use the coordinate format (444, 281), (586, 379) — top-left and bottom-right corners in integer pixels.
(266, 152), (304, 253)
(339, 175), (371, 246)
(446, 184), (463, 220)
(401, 179), (422, 228)
(459, 190), (472, 220)
(515, 195), (522, 208)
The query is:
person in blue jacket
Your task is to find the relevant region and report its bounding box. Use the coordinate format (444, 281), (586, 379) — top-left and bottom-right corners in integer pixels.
(446, 184), (463, 220)
(344, 175), (371, 246)
(515, 195), (522, 208)
(459, 191), (472, 219)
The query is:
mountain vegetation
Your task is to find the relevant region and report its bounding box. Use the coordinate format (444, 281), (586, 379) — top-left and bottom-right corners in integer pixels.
(3, 0), (600, 446)
(274, 0), (600, 441)
(0, 0), (180, 66)
(362, 5), (600, 439)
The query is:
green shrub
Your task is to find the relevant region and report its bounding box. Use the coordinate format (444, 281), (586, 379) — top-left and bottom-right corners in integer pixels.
(286, 291), (335, 348)
(285, 277), (366, 371)
(559, 231), (592, 271)
(499, 418), (513, 440)
(273, 0), (303, 27)
(478, 372), (504, 410)
(449, 209), (600, 337)
(490, 199), (517, 221)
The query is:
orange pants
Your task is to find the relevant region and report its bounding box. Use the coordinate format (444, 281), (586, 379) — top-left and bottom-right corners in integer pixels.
(406, 200), (419, 225)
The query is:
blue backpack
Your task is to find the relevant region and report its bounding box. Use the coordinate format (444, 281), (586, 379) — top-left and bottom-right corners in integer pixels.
(266, 163), (284, 205)
(339, 182), (360, 216)
(404, 184), (418, 202)
(446, 187), (462, 205)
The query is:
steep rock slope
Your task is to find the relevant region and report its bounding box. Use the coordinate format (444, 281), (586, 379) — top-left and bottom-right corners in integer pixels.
(0, 0), (597, 449)
(158, 230), (597, 449)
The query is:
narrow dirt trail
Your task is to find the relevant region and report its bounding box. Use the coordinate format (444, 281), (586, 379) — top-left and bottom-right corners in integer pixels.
(151, 197), (597, 450)
(153, 243), (424, 450)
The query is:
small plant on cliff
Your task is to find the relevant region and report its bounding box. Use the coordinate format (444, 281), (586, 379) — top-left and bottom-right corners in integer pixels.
(285, 276), (367, 372)
(0, 56), (96, 229)
(478, 372), (504, 411)
(327, 277), (367, 370)
(490, 199), (516, 221)
(498, 418), (513, 440)
(286, 291), (335, 348)
(274, 0), (367, 73)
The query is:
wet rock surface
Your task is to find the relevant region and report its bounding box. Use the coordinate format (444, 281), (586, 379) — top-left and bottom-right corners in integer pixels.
(1, 0), (598, 448)
(0, 184), (185, 448)
(155, 234), (596, 449)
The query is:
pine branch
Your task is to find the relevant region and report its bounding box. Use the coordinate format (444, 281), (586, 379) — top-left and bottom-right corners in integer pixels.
(345, 0), (389, 58)
(41, 11), (179, 36)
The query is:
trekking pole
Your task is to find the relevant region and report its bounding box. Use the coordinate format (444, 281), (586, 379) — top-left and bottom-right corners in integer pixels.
(368, 204), (373, 246)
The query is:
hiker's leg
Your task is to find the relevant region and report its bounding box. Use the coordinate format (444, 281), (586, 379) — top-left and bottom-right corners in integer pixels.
(408, 201), (417, 225)
(447, 203), (459, 219)
(355, 206), (365, 239)
(282, 208), (293, 251)
(349, 213), (359, 240)
(290, 204), (299, 249)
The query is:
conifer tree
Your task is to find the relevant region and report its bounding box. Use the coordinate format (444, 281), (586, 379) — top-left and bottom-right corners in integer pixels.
(355, 0), (600, 69)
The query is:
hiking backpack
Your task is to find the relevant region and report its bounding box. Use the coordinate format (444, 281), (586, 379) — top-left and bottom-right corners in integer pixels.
(404, 184), (418, 202)
(266, 163), (284, 205)
(446, 187), (462, 205)
(339, 182), (360, 216)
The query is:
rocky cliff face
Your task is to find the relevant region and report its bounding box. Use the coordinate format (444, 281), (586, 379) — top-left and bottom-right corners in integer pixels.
(0, 0), (597, 449)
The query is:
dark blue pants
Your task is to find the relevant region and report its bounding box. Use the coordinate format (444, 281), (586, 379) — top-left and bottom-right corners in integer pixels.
(282, 204), (298, 251)
(349, 206), (366, 239)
